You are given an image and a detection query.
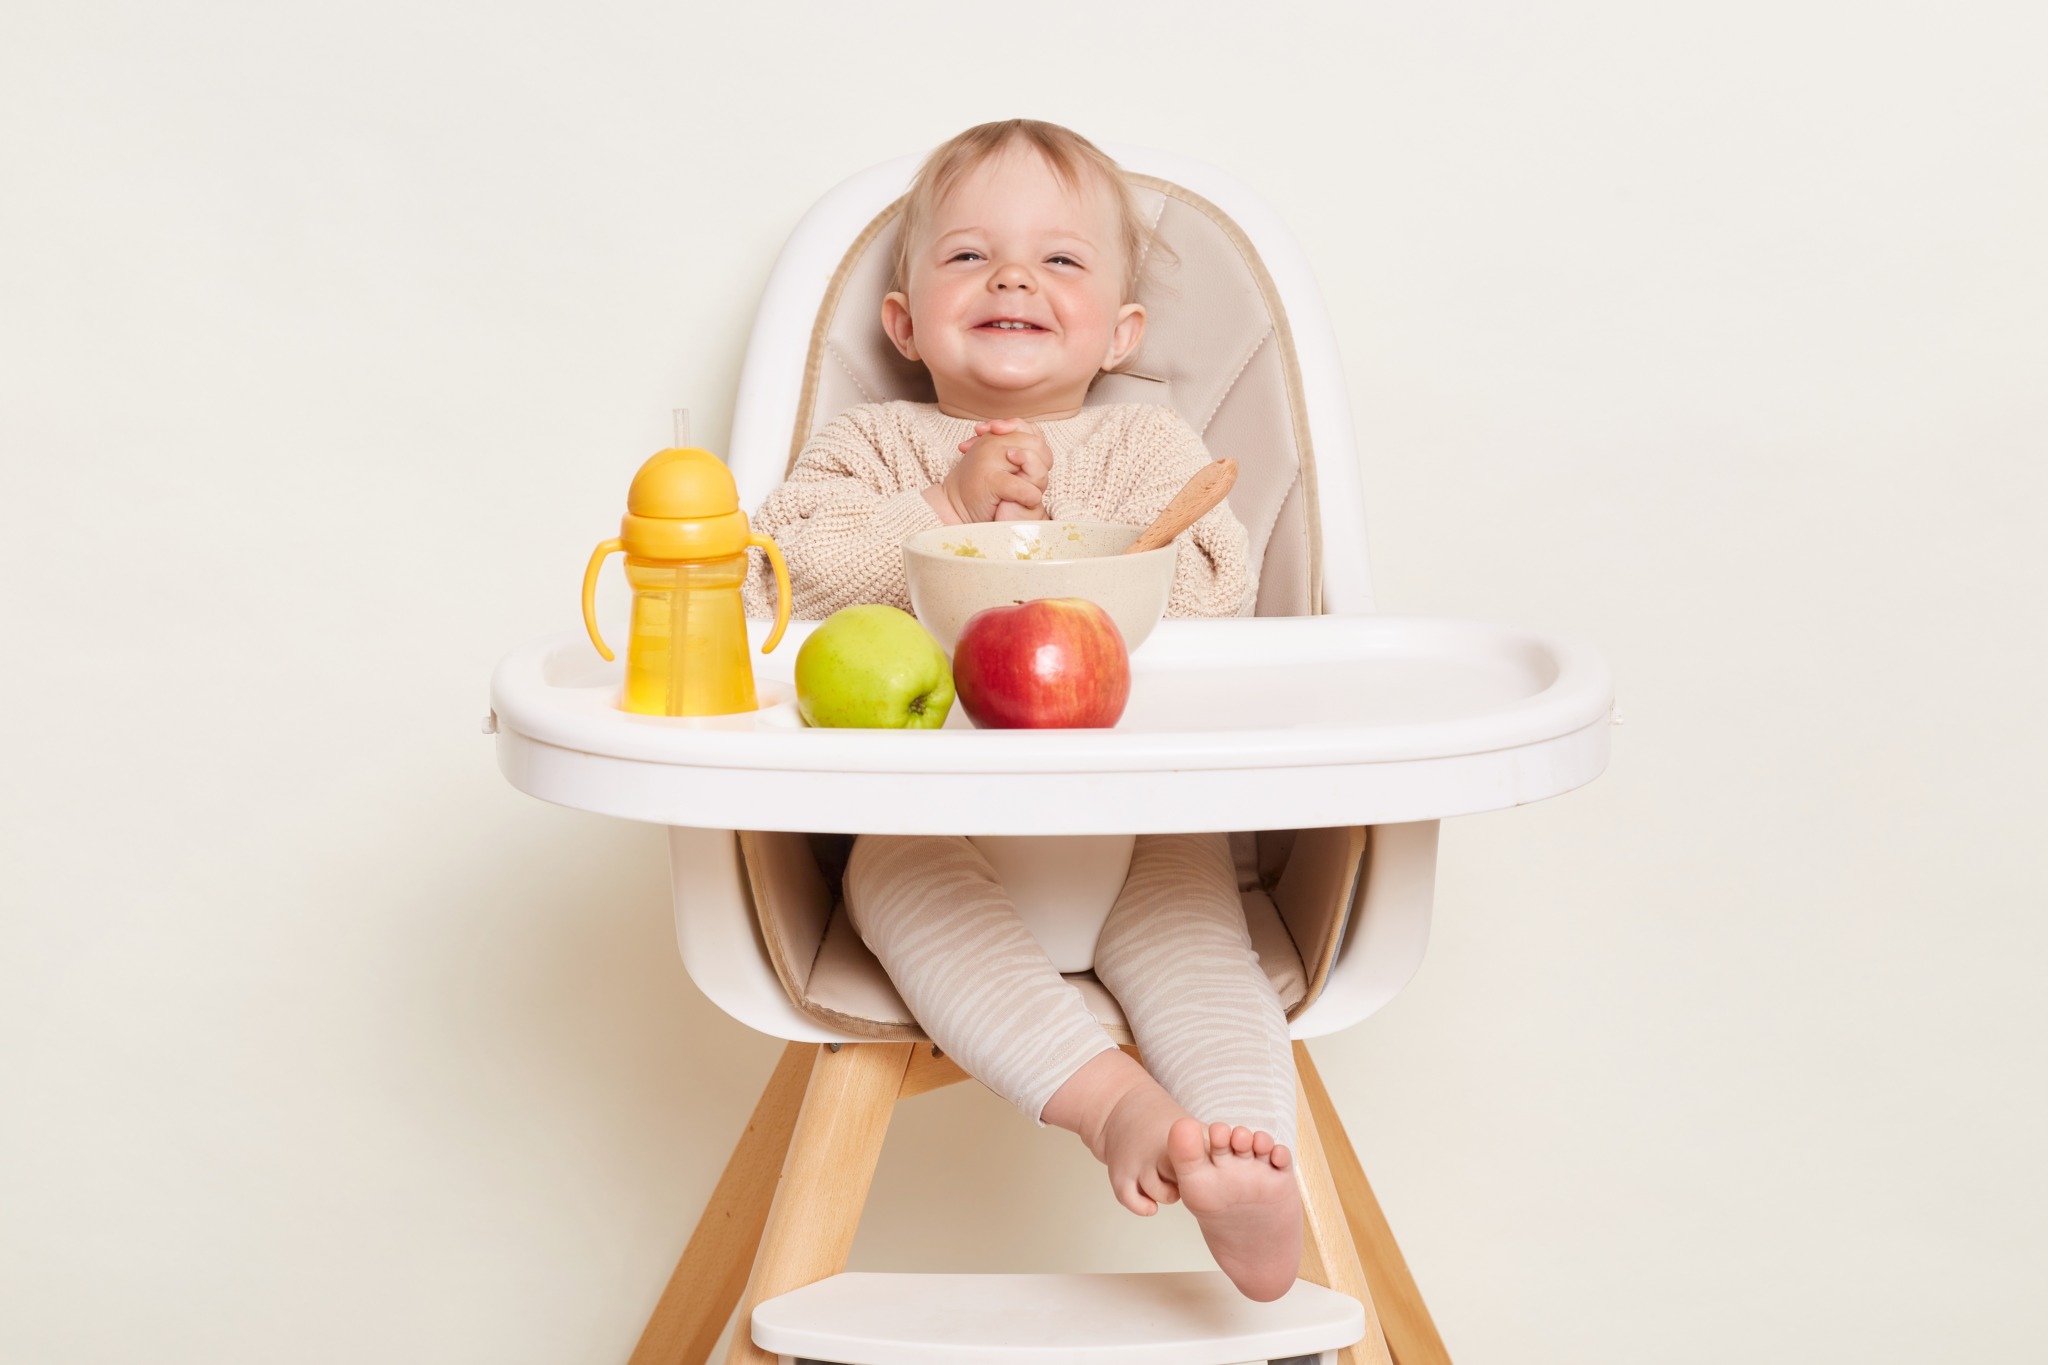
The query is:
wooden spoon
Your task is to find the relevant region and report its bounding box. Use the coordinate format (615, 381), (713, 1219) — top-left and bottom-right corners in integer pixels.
(1124, 458), (1239, 554)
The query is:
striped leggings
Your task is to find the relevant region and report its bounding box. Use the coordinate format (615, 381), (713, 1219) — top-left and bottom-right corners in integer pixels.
(844, 831), (1296, 1147)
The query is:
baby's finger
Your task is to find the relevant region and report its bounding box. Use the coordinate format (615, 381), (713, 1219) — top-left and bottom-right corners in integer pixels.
(1008, 446), (1052, 485)
(996, 474), (1043, 508)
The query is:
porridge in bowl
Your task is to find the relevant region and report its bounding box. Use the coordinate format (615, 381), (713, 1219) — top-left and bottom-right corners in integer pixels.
(902, 521), (1177, 652)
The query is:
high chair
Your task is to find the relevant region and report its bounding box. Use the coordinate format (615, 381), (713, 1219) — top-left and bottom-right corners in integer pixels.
(490, 145), (1613, 1365)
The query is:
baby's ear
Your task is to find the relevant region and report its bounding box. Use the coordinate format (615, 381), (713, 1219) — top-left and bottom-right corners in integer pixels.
(881, 292), (920, 362)
(1102, 301), (1146, 372)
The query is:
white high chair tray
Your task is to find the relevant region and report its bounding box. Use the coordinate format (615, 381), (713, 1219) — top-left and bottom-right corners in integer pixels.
(490, 615), (1612, 835)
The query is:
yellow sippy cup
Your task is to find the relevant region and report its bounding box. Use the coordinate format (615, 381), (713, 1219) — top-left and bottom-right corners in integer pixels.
(582, 447), (791, 716)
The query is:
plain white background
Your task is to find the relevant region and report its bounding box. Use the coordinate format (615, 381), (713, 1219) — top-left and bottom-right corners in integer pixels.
(4, 2), (2043, 1361)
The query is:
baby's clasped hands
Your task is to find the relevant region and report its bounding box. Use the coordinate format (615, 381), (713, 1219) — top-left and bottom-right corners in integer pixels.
(924, 417), (1054, 524)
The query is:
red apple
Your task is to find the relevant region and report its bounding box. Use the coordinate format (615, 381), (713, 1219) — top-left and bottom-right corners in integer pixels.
(952, 597), (1131, 729)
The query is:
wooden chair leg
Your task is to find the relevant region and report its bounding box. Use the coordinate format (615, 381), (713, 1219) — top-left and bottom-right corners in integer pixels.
(1295, 1068), (1395, 1365)
(1296, 1042), (1452, 1365)
(896, 1045), (969, 1100)
(723, 1041), (915, 1365)
(629, 1041), (814, 1365)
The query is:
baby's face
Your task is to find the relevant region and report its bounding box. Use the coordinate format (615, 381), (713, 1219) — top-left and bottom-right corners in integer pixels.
(883, 144), (1145, 419)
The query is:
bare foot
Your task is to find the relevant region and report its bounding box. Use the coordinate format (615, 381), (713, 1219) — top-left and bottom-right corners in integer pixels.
(1041, 1050), (1186, 1215)
(1093, 1073), (1189, 1215)
(1168, 1117), (1302, 1302)
(1041, 1053), (1303, 1299)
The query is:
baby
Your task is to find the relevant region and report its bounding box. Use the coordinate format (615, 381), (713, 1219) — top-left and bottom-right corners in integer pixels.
(746, 120), (1301, 1300)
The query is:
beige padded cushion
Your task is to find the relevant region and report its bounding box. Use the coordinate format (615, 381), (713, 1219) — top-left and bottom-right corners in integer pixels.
(790, 176), (1322, 615)
(739, 827), (1366, 1044)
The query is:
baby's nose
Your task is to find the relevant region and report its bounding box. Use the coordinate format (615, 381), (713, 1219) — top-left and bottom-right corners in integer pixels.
(990, 262), (1035, 291)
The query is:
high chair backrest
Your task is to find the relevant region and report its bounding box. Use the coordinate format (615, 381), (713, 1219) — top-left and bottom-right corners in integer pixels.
(727, 146), (1375, 615)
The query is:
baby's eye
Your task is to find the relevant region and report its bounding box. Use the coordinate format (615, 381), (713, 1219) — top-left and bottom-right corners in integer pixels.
(1046, 254), (1082, 267)
(947, 250), (985, 263)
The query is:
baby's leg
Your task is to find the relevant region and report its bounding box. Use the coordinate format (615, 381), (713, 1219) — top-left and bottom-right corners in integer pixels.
(846, 835), (1190, 1216)
(1094, 831), (1301, 1301)
(1095, 832), (1297, 1143)
(842, 835), (1119, 1130)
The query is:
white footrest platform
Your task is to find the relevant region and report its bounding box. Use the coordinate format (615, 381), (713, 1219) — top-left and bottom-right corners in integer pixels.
(752, 1271), (1366, 1365)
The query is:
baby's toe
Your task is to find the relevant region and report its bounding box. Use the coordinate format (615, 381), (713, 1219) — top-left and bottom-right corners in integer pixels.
(1252, 1130), (1275, 1159)
(1112, 1172), (1159, 1217)
(1229, 1126), (1256, 1157)
(1138, 1164), (1181, 1209)
(1167, 1117), (1211, 1176)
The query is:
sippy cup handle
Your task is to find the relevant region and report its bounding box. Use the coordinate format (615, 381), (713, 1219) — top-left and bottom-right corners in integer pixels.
(581, 539), (622, 660)
(750, 532), (791, 653)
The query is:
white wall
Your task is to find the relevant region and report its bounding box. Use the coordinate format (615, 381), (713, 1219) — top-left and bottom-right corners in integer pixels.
(4, 2), (2042, 1361)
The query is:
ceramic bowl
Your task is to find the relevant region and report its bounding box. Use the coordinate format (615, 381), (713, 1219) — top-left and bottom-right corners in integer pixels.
(901, 521), (1177, 653)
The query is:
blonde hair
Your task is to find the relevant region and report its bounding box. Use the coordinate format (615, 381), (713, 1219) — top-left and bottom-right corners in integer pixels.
(891, 120), (1156, 301)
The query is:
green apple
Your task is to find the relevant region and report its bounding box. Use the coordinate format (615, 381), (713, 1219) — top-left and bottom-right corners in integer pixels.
(794, 605), (955, 729)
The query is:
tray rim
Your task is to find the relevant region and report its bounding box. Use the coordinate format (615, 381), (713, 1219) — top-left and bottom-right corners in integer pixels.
(490, 614), (1614, 776)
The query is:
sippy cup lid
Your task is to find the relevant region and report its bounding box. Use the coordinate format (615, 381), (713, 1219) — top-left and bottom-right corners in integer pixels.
(628, 447), (740, 520)
(619, 447), (752, 559)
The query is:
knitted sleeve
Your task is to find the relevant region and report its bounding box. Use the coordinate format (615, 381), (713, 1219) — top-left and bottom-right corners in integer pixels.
(1101, 406), (1257, 618)
(743, 406), (943, 619)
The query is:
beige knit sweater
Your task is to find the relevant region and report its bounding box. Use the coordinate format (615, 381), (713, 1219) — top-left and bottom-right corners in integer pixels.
(743, 401), (1255, 621)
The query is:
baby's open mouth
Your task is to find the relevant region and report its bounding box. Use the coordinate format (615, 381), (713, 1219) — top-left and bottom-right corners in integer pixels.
(979, 320), (1046, 331)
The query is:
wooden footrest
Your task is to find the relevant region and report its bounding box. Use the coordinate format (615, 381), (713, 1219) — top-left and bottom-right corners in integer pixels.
(752, 1271), (1366, 1365)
